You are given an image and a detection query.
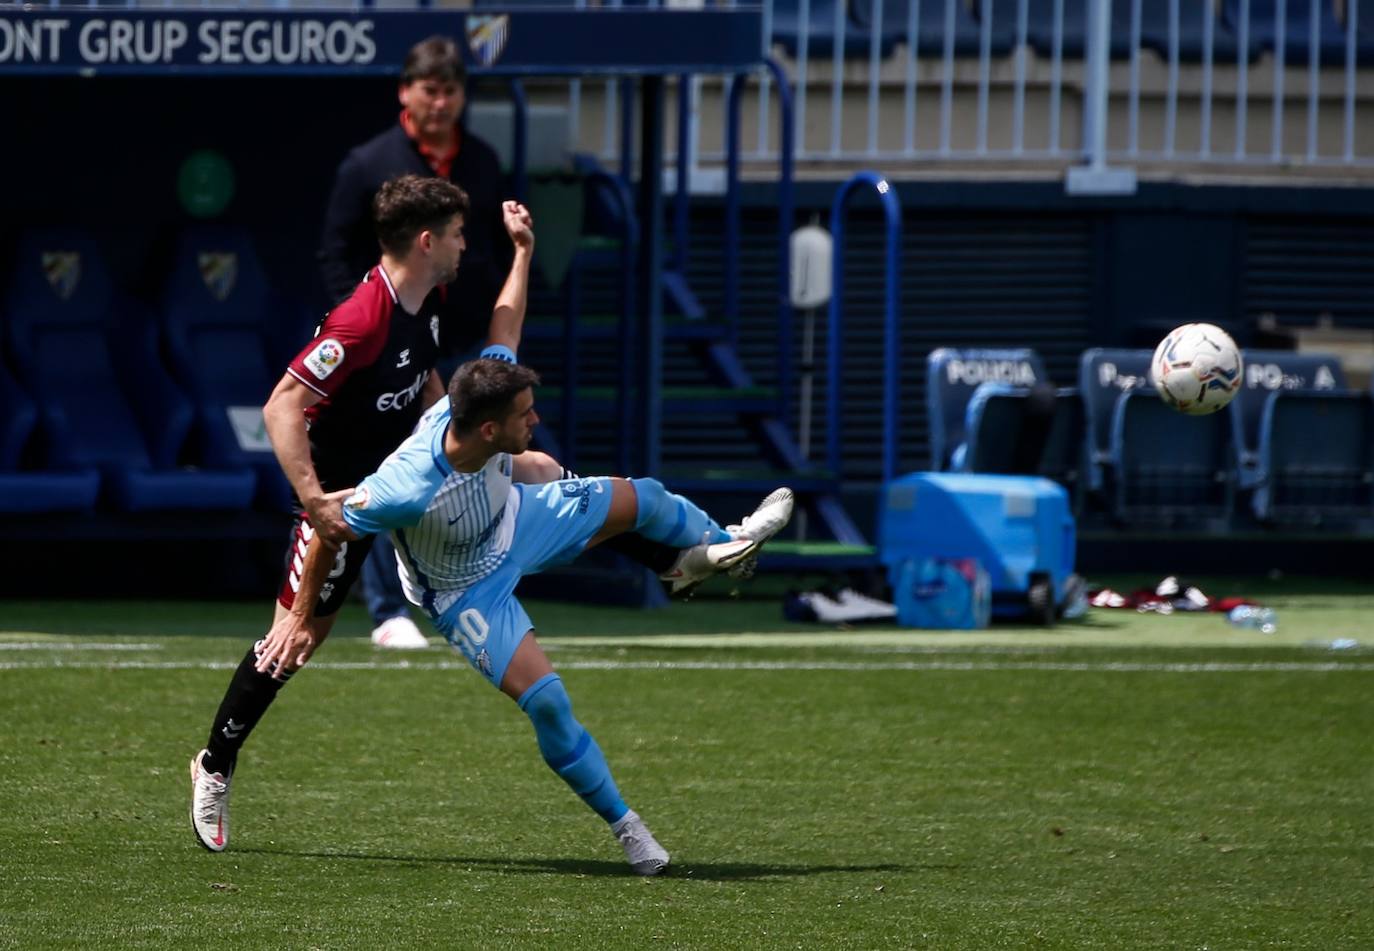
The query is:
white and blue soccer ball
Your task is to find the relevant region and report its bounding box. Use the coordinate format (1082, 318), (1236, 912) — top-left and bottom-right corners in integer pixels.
(1150, 323), (1244, 416)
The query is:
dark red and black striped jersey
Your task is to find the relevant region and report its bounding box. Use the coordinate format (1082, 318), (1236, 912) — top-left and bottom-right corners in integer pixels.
(286, 265), (442, 490)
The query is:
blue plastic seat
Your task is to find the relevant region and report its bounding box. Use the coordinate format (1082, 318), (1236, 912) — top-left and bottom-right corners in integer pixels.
(772, 0), (874, 59)
(0, 360), (100, 513)
(1077, 347), (1155, 491)
(1227, 349), (1345, 489)
(1136, 0), (1258, 62)
(926, 347), (1049, 471)
(962, 385), (1085, 503)
(1356, 2), (1374, 65)
(983, 0), (1121, 58)
(962, 385), (1028, 472)
(984, 0), (1254, 61)
(1222, 0), (1347, 64)
(1110, 388), (1236, 526)
(1039, 388), (1087, 495)
(161, 225), (296, 511)
(1252, 390), (1374, 525)
(850, 0), (1013, 58)
(4, 231), (256, 512)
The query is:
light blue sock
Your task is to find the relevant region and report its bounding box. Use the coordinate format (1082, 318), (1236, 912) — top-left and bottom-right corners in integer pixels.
(518, 673), (628, 824)
(630, 477), (731, 547)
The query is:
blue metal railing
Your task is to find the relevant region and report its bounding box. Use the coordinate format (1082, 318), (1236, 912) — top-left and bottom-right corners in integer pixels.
(47, 1), (1374, 174)
(826, 172), (902, 487)
(724, 57), (796, 417)
(555, 170), (638, 476)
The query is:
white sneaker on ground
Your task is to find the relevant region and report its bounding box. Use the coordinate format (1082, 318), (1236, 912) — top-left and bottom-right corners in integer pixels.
(612, 809), (670, 876)
(370, 615), (429, 649)
(726, 487), (795, 579)
(659, 536), (759, 598)
(190, 749), (230, 852)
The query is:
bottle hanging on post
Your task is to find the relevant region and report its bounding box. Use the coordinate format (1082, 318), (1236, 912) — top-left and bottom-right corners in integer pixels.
(789, 217), (833, 542)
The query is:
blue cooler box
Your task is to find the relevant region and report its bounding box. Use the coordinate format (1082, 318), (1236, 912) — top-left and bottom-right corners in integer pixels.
(878, 472), (1076, 622)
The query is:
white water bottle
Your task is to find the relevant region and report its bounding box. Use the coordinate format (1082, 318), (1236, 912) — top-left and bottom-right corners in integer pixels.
(1228, 605), (1277, 635)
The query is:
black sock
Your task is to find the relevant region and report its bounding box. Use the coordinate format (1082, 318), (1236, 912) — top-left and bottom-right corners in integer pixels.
(601, 533), (680, 574)
(201, 644), (289, 775)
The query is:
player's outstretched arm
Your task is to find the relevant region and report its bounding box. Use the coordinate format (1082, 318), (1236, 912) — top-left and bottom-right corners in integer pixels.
(263, 374), (350, 546)
(511, 451), (564, 483)
(255, 496), (359, 677)
(485, 200), (535, 356)
(421, 370), (446, 408)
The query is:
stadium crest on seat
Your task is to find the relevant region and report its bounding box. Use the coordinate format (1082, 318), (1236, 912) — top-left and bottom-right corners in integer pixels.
(41, 251), (80, 301)
(198, 252), (238, 302)
(466, 15), (509, 68)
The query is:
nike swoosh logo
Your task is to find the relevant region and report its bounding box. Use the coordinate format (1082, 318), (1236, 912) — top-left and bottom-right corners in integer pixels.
(448, 514), (462, 525)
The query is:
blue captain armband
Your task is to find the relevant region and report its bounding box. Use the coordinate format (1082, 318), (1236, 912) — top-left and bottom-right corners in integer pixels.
(480, 344), (516, 364)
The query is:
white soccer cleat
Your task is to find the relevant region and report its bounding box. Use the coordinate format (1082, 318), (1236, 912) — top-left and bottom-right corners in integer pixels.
(612, 809), (670, 876)
(726, 487), (795, 579)
(190, 749), (231, 852)
(370, 615), (429, 650)
(659, 536), (759, 598)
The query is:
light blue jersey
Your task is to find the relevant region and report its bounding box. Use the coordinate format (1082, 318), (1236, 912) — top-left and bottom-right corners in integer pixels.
(343, 399), (516, 617)
(342, 389), (615, 686)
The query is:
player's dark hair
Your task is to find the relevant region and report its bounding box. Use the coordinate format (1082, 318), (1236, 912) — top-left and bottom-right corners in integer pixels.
(373, 175), (470, 257)
(449, 359), (541, 434)
(402, 35), (467, 86)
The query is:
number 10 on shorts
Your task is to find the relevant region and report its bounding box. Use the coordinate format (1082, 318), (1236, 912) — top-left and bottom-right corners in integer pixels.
(455, 608), (490, 656)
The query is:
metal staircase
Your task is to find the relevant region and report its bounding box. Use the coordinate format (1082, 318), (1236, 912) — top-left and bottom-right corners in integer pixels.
(513, 68), (909, 575)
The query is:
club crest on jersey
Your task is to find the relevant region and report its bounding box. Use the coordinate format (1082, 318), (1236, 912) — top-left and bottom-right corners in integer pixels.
(345, 486), (371, 510)
(560, 479), (592, 514)
(198, 252), (238, 302)
(304, 338), (345, 380)
(430, 316), (440, 345)
(41, 251), (80, 301)
(466, 14), (509, 67)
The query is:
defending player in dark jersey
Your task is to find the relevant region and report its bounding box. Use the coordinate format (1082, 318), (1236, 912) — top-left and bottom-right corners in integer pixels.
(189, 176), (536, 852)
(276, 260), (445, 616)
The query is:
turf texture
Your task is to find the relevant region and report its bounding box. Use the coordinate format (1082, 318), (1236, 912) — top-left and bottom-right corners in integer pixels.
(1, 584), (1371, 949)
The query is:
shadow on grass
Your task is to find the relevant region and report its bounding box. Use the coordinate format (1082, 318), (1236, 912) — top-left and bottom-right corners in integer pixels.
(236, 847), (924, 880)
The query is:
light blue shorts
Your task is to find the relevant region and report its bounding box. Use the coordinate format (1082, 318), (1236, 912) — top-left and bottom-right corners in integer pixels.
(431, 477), (615, 687)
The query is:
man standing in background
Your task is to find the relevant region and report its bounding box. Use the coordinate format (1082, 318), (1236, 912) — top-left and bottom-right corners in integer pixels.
(318, 35), (508, 649)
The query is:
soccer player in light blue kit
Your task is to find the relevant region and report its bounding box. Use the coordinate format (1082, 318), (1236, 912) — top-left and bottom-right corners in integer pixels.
(254, 354), (794, 875)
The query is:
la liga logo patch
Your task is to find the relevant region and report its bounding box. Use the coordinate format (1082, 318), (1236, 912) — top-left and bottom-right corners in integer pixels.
(344, 486), (370, 510)
(304, 338), (344, 380)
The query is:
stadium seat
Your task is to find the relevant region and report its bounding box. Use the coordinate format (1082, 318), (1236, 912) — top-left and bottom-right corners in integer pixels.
(982, 0), (1117, 58)
(1038, 388), (1087, 497)
(961, 384), (1086, 504)
(1222, 0), (1347, 64)
(926, 347), (1049, 471)
(1227, 349), (1345, 489)
(1110, 389), (1236, 526)
(771, 0), (873, 59)
(1251, 390), (1374, 526)
(850, 0), (1013, 58)
(160, 225), (297, 511)
(1137, 0), (1258, 62)
(983, 0), (1253, 62)
(1356, 2), (1374, 65)
(3, 231), (257, 512)
(1077, 347), (1154, 492)
(0, 359), (100, 513)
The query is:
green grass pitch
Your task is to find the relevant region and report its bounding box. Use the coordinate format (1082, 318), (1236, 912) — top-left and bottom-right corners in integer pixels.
(1, 579), (1372, 949)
